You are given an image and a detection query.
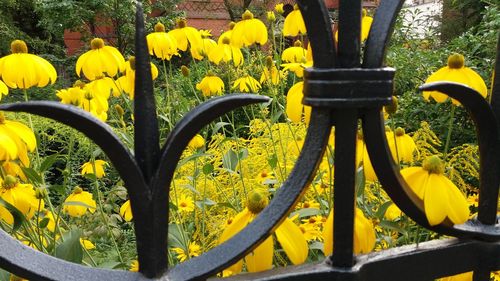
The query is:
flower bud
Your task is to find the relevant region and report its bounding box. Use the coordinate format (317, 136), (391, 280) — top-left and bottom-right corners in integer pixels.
(181, 65), (190, 77)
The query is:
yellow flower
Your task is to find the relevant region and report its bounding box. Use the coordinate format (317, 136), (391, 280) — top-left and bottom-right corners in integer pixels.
(80, 88), (109, 122)
(400, 155), (469, 226)
(384, 203), (403, 221)
(75, 38), (125, 80)
(168, 19), (203, 53)
(281, 61), (312, 78)
(0, 176), (43, 224)
(441, 272), (473, 281)
(194, 37), (217, 59)
(267, 11), (276, 22)
(196, 74), (225, 97)
(63, 187), (96, 217)
(116, 56), (158, 99)
(56, 81), (85, 107)
(171, 241), (201, 262)
(208, 37), (244, 66)
(286, 82), (311, 123)
(0, 112), (37, 166)
(3, 161), (26, 182)
(218, 22), (235, 45)
(219, 189), (308, 274)
(323, 208), (376, 255)
(283, 5), (306, 37)
(120, 200), (133, 222)
(177, 194), (195, 213)
(282, 41), (307, 63)
(260, 65), (282, 85)
(0, 40), (57, 89)
(232, 76), (261, 93)
(80, 160), (108, 178)
(388, 127), (418, 163)
(129, 260), (139, 272)
(275, 3), (284, 14)
(188, 134), (205, 149)
(423, 54), (487, 106)
(0, 80), (8, 100)
(231, 10), (268, 47)
(85, 76), (120, 99)
(146, 22), (179, 60)
(80, 238), (95, 250)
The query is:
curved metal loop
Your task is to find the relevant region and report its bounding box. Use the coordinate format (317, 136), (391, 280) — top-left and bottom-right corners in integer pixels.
(147, 94), (268, 273)
(0, 229), (143, 281)
(0, 102), (151, 280)
(0, 102), (149, 203)
(362, 82), (500, 241)
(296, 0), (336, 68)
(420, 82), (500, 226)
(363, 0), (405, 68)
(167, 108), (332, 280)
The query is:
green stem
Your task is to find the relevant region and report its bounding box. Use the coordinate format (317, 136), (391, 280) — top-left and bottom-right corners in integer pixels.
(443, 105), (456, 158)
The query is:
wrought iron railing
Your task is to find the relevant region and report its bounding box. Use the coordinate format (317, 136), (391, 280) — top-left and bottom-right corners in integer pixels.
(0, 0), (499, 280)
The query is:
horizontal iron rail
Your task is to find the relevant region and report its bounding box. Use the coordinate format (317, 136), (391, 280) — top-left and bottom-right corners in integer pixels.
(219, 238), (500, 281)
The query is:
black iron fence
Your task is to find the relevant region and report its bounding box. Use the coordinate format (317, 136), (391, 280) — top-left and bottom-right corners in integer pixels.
(0, 0), (499, 280)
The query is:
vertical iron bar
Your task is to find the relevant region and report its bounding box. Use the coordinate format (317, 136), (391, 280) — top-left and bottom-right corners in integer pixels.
(338, 0), (362, 67)
(479, 32), (500, 225)
(329, 109), (358, 267)
(134, 3), (160, 182)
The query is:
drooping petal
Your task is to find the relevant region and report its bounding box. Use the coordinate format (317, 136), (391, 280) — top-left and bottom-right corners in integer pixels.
(244, 235), (273, 272)
(424, 174), (449, 226)
(275, 217), (308, 265)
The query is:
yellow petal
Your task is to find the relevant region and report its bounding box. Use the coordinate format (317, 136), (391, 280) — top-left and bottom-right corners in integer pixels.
(424, 174), (448, 225)
(275, 217), (308, 264)
(245, 235), (273, 272)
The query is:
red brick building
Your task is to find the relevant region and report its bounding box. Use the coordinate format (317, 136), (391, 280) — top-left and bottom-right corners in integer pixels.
(63, 0), (379, 55)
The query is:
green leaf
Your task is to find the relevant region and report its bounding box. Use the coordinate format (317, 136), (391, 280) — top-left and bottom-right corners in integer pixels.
(177, 153), (212, 167)
(168, 224), (186, 248)
(63, 201), (96, 210)
(98, 261), (124, 269)
(217, 202), (237, 211)
(290, 208), (321, 219)
(212, 122), (230, 134)
(50, 184), (66, 196)
(39, 153), (60, 173)
(0, 268), (10, 281)
(238, 148), (248, 160)
(55, 229), (83, 264)
(0, 197), (25, 232)
(202, 163), (214, 175)
(355, 166), (366, 198)
(378, 220), (407, 234)
(38, 217), (50, 229)
(222, 149), (238, 171)
(195, 198), (216, 209)
(268, 154), (278, 168)
(375, 201), (394, 219)
(20, 167), (43, 184)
